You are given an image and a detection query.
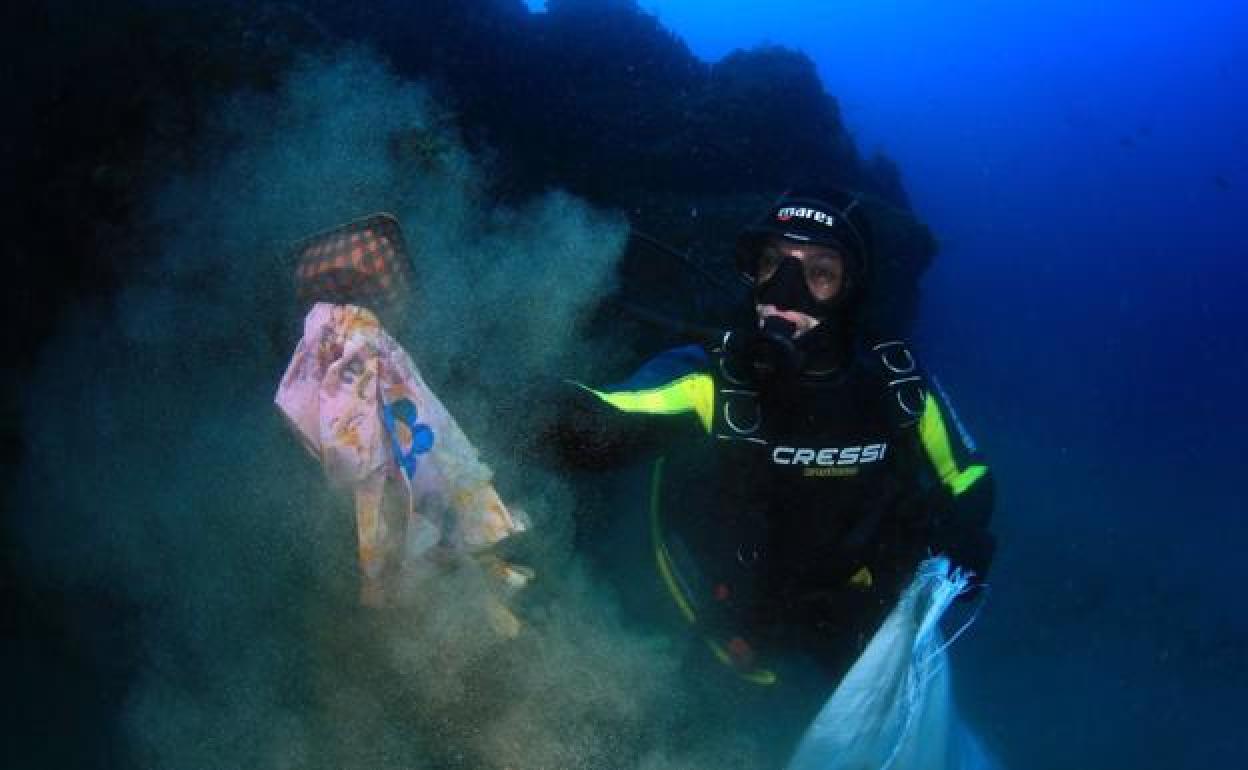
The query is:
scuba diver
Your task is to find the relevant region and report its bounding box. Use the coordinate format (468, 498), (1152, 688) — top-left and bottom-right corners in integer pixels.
(536, 187), (996, 696)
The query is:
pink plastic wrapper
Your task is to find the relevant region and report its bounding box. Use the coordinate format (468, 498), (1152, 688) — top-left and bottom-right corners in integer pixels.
(276, 302), (529, 608)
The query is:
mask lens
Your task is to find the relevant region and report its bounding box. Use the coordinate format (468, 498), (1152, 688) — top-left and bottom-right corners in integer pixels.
(756, 246), (784, 284)
(753, 239), (846, 303)
(802, 252), (844, 301)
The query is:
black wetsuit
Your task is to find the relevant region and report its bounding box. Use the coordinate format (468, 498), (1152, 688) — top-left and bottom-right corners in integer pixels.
(542, 333), (995, 685)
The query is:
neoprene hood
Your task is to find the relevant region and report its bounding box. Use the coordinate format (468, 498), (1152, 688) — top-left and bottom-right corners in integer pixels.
(736, 186), (873, 303)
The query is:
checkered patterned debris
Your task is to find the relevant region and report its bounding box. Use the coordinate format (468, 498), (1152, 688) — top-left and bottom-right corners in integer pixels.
(293, 213), (414, 315)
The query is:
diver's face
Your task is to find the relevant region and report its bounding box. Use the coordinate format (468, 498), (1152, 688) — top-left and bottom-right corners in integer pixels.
(753, 239), (845, 337)
(755, 240), (846, 300)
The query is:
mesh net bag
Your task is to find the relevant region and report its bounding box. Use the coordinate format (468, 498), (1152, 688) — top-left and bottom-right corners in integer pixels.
(293, 212), (414, 317)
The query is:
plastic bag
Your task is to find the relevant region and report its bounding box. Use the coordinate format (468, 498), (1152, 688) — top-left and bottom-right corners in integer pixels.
(276, 302), (531, 611)
(787, 558), (998, 770)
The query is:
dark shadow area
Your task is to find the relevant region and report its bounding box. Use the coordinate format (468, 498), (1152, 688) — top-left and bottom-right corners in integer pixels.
(2, 2), (948, 767)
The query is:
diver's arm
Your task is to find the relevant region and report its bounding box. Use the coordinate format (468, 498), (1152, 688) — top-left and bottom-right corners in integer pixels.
(529, 345), (716, 471)
(915, 379), (997, 581)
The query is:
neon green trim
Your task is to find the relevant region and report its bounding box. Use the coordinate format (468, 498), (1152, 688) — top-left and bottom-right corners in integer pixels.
(951, 464), (988, 496)
(704, 639), (778, 686)
(919, 392), (987, 497)
(919, 392), (959, 483)
(650, 457), (777, 686)
(740, 667), (778, 686)
(707, 638), (733, 666)
(849, 566), (874, 588)
(650, 458), (697, 624)
(580, 373), (715, 433)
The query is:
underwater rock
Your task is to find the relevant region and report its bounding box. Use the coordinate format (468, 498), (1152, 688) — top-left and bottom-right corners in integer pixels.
(6, 0), (936, 436)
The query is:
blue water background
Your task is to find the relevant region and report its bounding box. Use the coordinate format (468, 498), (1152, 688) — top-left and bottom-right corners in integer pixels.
(554, 1), (1247, 767)
(8, 3), (1240, 768)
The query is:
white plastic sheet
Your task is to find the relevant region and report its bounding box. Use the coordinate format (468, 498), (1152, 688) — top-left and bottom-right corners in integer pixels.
(276, 302), (531, 609)
(787, 558), (998, 770)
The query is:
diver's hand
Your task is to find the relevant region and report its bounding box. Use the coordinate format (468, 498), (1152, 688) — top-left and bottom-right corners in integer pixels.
(946, 527), (996, 587)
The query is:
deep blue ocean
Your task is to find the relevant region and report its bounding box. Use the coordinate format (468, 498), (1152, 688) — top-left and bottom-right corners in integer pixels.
(625, 1), (1248, 767)
(6, 1), (1245, 768)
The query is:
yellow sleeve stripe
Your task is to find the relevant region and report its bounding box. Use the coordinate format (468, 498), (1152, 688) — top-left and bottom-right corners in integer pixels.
(649, 457), (697, 624)
(951, 464), (988, 496)
(578, 373), (715, 434)
(650, 457), (777, 686)
(919, 391), (987, 496)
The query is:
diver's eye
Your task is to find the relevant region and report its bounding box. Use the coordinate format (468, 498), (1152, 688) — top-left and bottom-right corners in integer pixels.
(807, 270), (833, 287)
(806, 271), (836, 296)
(756, 249), (784, 283)
(803, 255), (843, 300)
